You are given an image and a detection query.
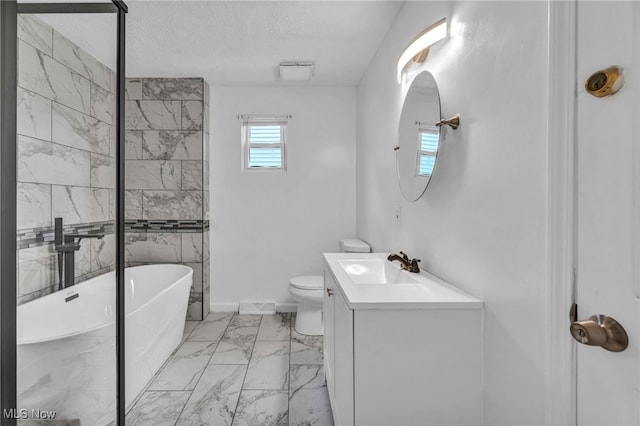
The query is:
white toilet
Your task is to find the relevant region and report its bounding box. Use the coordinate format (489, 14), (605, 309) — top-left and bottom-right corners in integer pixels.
(289, 238), (370, 335)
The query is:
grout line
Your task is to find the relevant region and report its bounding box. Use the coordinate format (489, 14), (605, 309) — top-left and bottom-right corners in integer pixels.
(135, 315), (319, 425)
(172, 387), (194, 425)
(127, 337), (182, 417)
(19, 78), (112, 127)
(230, 313), (261, 426)
(288, 313), (292, 425)
(49, 183), (53, 234)
(180, 101), (184, 130)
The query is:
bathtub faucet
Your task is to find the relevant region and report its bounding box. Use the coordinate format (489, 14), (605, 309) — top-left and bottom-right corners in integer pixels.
(54, 217), (105, 290)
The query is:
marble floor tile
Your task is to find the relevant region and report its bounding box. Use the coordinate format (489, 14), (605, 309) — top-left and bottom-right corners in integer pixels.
(289, 364), (326, 393)
(126, 391), (191, 426)
(182, 321), (198, 344)
(123, 312), (333, 425)
(290, 330), (323, 365)
(187, 312), (232, 342)
(288, 365), (334, 426)
(232, 390), (289, 426)
(223, 323), (260, 341)
(148, 341), (217, 391)
(205, 312), (235, 322)
(257, 313), (291, 341)
(176, 364), (246, 426)
(210, 326), (258, 365)
(243, 341), (290, 390)
(230, 313), (263, 328)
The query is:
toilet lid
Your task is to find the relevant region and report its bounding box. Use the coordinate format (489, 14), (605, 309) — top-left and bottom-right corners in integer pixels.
(290, 275), (323, 290)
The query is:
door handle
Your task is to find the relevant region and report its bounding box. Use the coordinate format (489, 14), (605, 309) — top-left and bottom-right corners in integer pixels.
(326, 288), (334, 297)
(570, 314), (628, 352)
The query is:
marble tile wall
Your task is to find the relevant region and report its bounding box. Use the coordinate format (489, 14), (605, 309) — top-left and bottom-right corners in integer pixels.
(16, 15), (116, 305)
(125, 77), (210, 320)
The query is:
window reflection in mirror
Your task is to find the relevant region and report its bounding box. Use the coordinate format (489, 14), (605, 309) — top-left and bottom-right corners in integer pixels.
(416, 125), (439, 177)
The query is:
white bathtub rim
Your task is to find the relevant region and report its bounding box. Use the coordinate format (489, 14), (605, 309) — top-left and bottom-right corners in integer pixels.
(128, 264), (193, 316)
(17, 264), (193, 345)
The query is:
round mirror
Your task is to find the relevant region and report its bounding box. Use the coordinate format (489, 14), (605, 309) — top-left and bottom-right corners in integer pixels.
(395, 71), (441, 201)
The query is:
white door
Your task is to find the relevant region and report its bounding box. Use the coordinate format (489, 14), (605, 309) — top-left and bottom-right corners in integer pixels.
(576, 2), (640, 424)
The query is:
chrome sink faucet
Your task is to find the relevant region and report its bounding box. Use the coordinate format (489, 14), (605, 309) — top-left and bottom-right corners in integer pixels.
(387, 251), (421, 273)
(54, 217), (104, 290)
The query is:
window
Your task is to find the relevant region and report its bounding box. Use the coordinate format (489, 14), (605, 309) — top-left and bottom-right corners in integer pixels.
(416, 125), (439, 177)
(241, 116), (288, 170)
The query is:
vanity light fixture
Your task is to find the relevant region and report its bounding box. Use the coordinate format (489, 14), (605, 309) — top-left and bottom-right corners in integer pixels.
(397, 18), (447, 84)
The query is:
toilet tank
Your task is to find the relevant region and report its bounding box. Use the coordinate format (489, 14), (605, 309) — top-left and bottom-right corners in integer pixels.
(339, 239), (370, 253)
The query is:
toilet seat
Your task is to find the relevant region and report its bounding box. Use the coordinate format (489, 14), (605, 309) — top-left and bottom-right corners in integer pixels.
(290, 275), (323, 290)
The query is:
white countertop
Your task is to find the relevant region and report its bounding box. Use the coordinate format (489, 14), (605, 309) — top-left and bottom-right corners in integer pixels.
(323, 252), (483, 310)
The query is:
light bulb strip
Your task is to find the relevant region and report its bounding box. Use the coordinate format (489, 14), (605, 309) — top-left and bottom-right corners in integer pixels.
(397, 18), (447, 84)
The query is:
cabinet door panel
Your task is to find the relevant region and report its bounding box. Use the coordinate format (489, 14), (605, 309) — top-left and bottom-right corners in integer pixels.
(323, 270), (336, 402)
(353, 309), (482, 425)
(334, 289), (354, 426)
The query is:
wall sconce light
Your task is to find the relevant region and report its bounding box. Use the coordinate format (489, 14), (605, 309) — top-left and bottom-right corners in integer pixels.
(397, 18), (447, 84)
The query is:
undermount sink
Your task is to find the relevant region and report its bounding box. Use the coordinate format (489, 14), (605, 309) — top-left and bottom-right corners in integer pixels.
(337, 259), (419, 284)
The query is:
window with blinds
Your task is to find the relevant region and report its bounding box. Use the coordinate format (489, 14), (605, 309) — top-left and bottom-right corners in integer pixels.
(416, 126), (439, 177)
(241, 117), (287, 170)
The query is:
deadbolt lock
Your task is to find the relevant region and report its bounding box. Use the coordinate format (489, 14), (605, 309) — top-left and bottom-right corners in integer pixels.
(585, 66), (624, 98)
(570, 314), (628, 352)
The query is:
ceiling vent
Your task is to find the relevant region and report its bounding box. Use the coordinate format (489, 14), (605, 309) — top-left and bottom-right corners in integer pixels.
(278, 61), (314, 81)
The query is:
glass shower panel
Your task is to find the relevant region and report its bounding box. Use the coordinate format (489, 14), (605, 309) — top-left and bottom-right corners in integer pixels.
(15, 10), (118, 425)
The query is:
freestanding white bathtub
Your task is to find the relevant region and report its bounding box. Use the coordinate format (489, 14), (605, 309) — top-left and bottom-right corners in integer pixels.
(17, 264), (193, 426)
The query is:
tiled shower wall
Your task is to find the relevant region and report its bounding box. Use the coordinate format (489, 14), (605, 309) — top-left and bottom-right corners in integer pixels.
(124, 78), (210, 320)
(16, 15), (116, 304)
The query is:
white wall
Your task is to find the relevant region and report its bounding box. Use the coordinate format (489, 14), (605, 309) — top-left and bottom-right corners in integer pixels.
(211, 86), (356, 308)
(356, 2), (550, 424)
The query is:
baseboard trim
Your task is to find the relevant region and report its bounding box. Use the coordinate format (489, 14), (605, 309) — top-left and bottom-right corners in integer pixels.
(239, 300), (276, 315)
(210, 302), (298, 313)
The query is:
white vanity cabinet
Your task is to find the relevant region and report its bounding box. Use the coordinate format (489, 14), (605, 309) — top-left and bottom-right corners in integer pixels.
(323, 255), (483, 426)
(324, 270), (354, 425)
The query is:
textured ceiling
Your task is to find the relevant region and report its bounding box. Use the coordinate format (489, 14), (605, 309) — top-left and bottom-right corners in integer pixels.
(38, 1), (403, 86)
